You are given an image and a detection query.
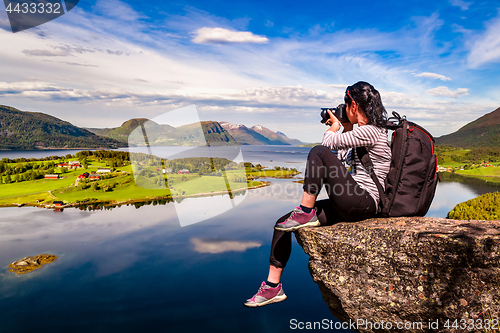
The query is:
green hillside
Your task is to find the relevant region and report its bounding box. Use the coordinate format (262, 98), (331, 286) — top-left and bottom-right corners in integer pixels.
(199, 121), (238, 145)
(0, 105), (126, 150)
(436, 107), (500, 148)
(448, 192), (500, 220)
(87, 118), (149, 141)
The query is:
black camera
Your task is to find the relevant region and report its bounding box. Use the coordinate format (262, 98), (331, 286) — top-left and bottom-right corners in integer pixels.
(320, 104), (349, 124)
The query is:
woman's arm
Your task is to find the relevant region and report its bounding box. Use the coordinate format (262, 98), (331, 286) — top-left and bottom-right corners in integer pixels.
(322, 125), (381, 150)
(325, 109), (353, 133)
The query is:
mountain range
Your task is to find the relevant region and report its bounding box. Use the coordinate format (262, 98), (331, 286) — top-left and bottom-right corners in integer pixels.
(89, 119), (238, 146)
(3, 103), (499, 150)
(435, 107), (500, 148)
(219, 122), (303, 145)
(88, 119), (303, 146)
(0, 105), (305, 149)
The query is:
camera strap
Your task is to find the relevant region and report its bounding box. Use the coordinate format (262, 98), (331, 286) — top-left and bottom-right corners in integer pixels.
(356, 146), (386, 211)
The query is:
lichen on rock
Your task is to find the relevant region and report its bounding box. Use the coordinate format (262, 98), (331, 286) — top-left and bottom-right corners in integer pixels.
(294, 217), (500, 333)
(8, 254), (57, 274)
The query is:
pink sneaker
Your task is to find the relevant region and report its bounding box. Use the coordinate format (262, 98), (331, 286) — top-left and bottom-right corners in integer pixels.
(274, 206), (319, 231)
(243, 282), (287, 307)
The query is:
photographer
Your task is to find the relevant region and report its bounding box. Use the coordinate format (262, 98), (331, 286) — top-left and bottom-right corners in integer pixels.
(244, 81), (391, 307)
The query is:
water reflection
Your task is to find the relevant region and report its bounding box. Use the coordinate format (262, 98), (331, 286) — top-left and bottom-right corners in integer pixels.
(426, 173), (500, 218)
(191, 238), (262, 253)
(1, 168), (499, 332)
(0, 193), (333, 333)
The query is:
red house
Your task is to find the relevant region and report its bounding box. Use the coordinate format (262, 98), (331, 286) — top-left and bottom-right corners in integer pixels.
(178, 169), (190, 174)
(45, 174), (60, 179)
(78, 172), (90, 179)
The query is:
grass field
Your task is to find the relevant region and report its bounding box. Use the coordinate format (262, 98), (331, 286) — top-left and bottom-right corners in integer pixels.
(247, 169), (299, 178)
(439, 165), (500, 185)
(0, 165), (273, 207)
(0, 153), (299, 208)
(55, 173), (261, 203)
(0, 162), (129, 199)
(0, 191), (55, 206)
(437, 149), (470, 168)
(454, 166), (500, 178)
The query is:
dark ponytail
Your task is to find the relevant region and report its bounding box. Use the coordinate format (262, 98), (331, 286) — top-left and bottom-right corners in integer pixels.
(344, 81), (387, 128)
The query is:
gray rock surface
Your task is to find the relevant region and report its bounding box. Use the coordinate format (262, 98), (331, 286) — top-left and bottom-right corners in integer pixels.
(295, 217), (500, 332)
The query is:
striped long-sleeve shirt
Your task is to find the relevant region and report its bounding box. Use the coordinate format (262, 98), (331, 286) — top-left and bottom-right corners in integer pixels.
(322, 125), (391, 208)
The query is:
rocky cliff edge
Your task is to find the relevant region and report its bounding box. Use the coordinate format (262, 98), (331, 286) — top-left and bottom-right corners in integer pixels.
(295, 217), (500, 332)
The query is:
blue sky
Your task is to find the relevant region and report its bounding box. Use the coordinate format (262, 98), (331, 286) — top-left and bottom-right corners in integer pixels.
(0, 0), (499, 142)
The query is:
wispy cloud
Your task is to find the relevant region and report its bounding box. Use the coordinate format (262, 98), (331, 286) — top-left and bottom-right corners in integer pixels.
(467, 15), (500, 68)
(191, 238), (261, 253)
(425, 86), (469, 98)
(22, 44), (128, 57)
(0, 1), (497, 139)
(449, 0), (472, 10)
(192, 27), (269, 44)
(93, 0), (147, 21)
(415, 72), (451, 81)
(22, 49), (70, 57)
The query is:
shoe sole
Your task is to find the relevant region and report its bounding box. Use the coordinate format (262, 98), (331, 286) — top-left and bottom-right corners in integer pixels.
(274, 220), (320, 231)
(243, 294), (287, 308)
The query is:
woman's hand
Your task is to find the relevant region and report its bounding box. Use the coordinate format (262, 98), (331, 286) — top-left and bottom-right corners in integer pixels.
(326, 110), (352, 132)
(325, 110), (341, 132)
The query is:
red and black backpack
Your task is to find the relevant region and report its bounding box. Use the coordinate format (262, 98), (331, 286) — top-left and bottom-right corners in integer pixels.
(357, 112), (439, 217)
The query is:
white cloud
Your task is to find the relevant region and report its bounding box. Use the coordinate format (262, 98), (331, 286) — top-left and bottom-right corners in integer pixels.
(0, 4), (496, 140)
(425, 86), (469, 98)
(0, 18), (11, 32)
(449, 0), (472, 10)
(192, 27), (269, 44)
(93, 0), (146, 21)
(191, 238), (261, 253)
(467, 16), (500, 68)
(415, 72), (451, 81)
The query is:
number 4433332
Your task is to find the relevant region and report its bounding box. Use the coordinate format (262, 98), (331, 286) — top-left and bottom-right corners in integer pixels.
(5, 2), (62, 14)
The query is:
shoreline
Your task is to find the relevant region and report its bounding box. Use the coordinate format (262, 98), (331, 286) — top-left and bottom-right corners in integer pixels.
(0, 181), (271, 210)
(0, 146), (124, 151)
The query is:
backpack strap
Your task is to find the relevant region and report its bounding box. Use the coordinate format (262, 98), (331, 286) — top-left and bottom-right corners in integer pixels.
(356, 146), (386, 211)
(386, 111), (404, 130)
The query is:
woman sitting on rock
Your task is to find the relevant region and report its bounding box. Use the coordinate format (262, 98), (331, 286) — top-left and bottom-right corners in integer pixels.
(244, 81), (392, 307)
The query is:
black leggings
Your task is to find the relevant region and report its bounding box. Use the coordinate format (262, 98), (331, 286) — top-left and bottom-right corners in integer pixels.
(269, 145), (377, 268)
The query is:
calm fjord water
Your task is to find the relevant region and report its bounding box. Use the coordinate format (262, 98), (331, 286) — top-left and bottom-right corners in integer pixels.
(0, 146), (497, 332)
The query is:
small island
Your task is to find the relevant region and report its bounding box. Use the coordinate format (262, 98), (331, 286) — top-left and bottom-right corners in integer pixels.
(8, 254), (58, 275)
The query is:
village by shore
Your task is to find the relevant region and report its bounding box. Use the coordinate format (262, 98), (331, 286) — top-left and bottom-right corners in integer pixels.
(0, 150), (299, 210)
